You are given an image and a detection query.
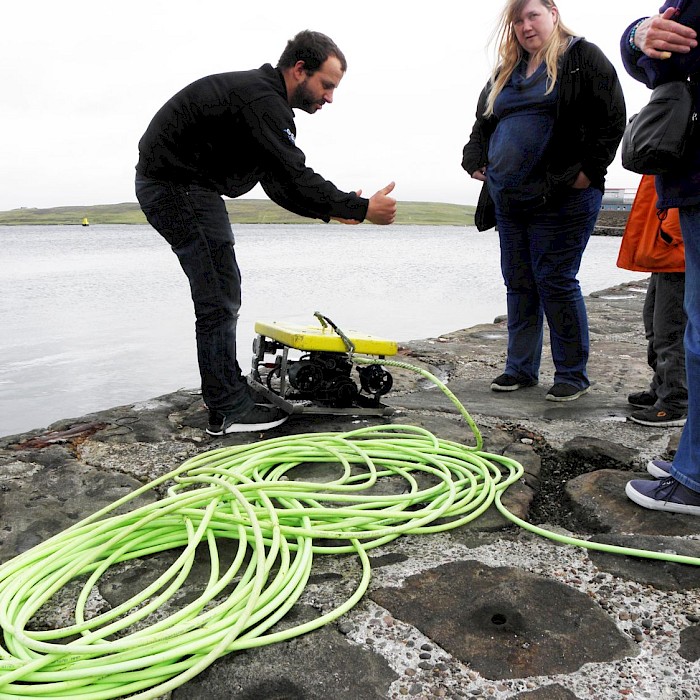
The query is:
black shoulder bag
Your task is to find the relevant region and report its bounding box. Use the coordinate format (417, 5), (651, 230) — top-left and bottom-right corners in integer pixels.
(474, 181), (496, 231)
(621, 79), (697, 175)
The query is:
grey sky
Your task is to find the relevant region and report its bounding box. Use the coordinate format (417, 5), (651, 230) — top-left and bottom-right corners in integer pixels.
(2, 0), (650, 212)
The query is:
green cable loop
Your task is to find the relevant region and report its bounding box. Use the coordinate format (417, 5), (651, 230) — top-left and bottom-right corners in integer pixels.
(0, 355), (696, 699)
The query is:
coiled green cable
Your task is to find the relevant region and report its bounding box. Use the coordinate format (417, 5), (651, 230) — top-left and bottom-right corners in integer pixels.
(0, 356), (696, 699)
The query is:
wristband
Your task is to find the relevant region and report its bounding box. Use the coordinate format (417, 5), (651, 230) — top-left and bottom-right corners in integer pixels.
(628, 18), (647, 53)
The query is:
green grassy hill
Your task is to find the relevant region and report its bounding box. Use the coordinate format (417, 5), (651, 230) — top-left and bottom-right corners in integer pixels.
(0, 200), (476, 227)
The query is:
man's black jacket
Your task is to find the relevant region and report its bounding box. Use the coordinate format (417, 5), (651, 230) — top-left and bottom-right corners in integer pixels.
(137, 64), (368, 222)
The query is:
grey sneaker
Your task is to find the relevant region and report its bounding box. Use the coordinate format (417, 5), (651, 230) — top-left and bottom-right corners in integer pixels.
(545, 383), (590, 402)
(647, 459), (672, 478)
(490, 373), (538, 392)
(625, 476), (700, 515)
(629, 407), (687, 427)
(206, 405), (288, 435)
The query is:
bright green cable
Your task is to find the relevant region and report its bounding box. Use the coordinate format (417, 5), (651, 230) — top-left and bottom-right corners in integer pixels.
(353, 356), (484, 451)
(497, 496), (700, 565)
(0, 356), (698, 700)
(11, 502), (219, 656)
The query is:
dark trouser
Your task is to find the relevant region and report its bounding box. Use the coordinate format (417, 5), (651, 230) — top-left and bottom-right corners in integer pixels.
(135, 176), (254, 415)
(643, 272), (687, 411)
(495, 187), (602, 389)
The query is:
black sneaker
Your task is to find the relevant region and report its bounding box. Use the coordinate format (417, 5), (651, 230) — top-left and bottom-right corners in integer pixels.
(629, 407), (687, 427)
(545, 383), (590, 402)
(627, 390), (656, 408)
(248, 384), (274, 405)
(206, 405), (288, 435)
(490, 373), (538, 392)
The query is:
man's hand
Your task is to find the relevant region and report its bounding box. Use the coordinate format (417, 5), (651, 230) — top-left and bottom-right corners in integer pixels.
(365, 181), (397, 225)
(635, 7), (697, 59)
(471, 168), (487, 182)
(571, 171), (591, 189)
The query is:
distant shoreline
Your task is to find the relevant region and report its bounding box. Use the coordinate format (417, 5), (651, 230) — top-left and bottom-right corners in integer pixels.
(0, 200), (476, 228)
(0, 199), (628, 234)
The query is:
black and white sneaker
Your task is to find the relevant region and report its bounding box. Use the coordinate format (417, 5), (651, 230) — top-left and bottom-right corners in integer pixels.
(248, 385), (275, 406)
(545, 383), (590, 402)
(490, 373), (538, 392)
(206, 405), (288, 435)
(629, 407), (687, 427)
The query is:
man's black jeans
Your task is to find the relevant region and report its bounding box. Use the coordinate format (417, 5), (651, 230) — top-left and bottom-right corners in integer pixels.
(135, 176), (254, 415)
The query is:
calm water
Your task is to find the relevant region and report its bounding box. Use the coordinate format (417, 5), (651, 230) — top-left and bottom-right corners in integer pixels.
(0, 224), (644, 437)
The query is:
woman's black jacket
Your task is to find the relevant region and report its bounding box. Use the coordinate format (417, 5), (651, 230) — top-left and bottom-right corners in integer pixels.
(462, 38), (626, 222)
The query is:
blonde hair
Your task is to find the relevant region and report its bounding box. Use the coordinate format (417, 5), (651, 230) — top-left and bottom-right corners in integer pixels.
(485, 0), (576, 117)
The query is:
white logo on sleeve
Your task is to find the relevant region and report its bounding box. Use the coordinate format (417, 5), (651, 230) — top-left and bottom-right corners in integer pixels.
(283, 128), (295, 144)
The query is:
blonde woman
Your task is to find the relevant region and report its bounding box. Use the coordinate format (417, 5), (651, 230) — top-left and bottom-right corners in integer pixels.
(462, 0), (625, 401)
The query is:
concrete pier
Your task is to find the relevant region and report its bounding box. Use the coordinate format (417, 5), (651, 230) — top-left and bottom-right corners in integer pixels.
(1, 278), (698, 700)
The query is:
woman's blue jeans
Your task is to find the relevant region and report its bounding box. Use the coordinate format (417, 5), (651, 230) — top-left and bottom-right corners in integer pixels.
(669, 203), (700, 493)
(495, 186), (602, 389)
(135, 176), (254, 415)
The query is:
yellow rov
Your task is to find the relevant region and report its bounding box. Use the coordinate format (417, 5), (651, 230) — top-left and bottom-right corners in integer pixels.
(249, 313), (397, 416)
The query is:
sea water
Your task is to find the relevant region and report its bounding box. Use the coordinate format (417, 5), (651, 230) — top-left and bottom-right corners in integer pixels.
(0, 224), (644, 437)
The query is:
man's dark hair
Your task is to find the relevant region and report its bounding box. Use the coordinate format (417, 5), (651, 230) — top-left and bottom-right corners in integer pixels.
(277, 30), (347, 73)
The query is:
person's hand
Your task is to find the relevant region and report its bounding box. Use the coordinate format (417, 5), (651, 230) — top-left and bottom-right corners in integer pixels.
(471, 168), (487, 182)
(634, 7), (697, 59)
(332, 216), (361, 224)
(571, 171), (591, 189)
(365, 182), (397, 225)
